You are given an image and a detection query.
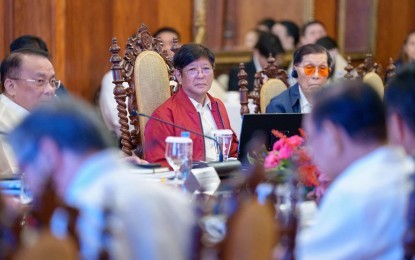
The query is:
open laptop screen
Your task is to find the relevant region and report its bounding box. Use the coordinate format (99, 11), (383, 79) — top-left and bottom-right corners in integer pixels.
(237, 113), (304, 164)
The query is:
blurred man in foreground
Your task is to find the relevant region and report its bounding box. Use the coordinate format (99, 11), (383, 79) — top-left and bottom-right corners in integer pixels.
(384, 64), (415, 157)
(297, 81), (413, 259)
(7, 97), (195, 259)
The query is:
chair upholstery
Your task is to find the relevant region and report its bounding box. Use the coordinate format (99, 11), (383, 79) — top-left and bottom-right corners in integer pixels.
(109, 24), (179, 157)
(363, 72), (384, 98)
(259, 79), (287, 113)
(134, 50), (171, 153)
(239, 55), (288, 115)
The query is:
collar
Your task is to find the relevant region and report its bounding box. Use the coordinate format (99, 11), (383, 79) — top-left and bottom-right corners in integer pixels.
(253, 55), (263, 72)
(0, 94), (30, 118)
(298, 86), (312, 113)
(189, 95), (212, 112)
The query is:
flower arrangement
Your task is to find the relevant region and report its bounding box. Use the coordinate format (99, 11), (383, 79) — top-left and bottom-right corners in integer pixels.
(263, 129), (318, 188)
(263, 129), (332, 204)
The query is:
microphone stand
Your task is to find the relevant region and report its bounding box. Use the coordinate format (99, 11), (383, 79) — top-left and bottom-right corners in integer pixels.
(133, 111), (224, 162)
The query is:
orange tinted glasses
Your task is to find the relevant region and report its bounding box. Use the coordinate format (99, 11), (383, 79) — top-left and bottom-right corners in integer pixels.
(298, 65), (329, 77)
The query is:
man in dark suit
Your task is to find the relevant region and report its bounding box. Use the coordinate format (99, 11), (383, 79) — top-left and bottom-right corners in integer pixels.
(228, 31), (284, 92)
(266, 44), (332, 113)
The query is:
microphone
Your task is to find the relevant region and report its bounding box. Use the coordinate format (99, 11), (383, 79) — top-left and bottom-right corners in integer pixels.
(133, 111), (224, 162)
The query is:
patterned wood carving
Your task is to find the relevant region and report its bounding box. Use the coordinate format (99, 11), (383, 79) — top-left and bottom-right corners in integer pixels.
(109, 23), (179, 156)
(384, 57), (396, 85)
(239, 55), (288, 115)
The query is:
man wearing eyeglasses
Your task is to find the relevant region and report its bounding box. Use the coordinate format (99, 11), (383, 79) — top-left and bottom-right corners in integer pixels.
(266, 44), (332, 113)
(144, 43), (239, 166)
(0, 48), (59, 177)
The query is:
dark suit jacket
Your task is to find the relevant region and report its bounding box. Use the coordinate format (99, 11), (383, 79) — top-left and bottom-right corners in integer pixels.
(228, 60), (257, 92)
(266, 83), (301, 113)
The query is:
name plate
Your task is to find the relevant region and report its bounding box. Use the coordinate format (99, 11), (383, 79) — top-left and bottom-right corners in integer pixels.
(185, 167), (221, 195)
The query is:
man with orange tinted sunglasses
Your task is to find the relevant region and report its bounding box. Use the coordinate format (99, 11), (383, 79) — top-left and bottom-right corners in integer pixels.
(266, 44), (332, 113)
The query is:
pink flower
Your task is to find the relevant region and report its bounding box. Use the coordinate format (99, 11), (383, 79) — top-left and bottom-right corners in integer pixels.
(264, 152), (280, 169)
(286, 135), (304, 148)
(278, 144), (292, 159)
(273, 139), (285, 151)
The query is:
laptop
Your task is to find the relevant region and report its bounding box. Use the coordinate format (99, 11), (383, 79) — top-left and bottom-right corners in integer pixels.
(237, 113), (304, 164)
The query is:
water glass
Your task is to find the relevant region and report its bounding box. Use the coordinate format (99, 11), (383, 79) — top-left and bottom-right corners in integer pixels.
(212, 129), (233, 161)
(165, 136), (192, 181)
(20, 172), (33, 205)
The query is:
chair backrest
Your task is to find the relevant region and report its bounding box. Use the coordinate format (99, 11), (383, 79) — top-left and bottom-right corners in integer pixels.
(109, 24), (179, 157)
(363, 72), (384, 98)
(344, 53), (395, 83)
(344, 54), (396, 93)
(134, 50), (171, 154)
(239, 55), (288, 115)
(259, 79), (287, 113)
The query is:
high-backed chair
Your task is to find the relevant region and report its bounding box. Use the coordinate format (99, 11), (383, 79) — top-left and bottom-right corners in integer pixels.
(109, 24), (179, 157)
(344, 53), (383, 81)
(343, 53), (396, 98)
(363, 72), (384, 98)
(239, 55), (288, 116)
(259, 79), (287, 113)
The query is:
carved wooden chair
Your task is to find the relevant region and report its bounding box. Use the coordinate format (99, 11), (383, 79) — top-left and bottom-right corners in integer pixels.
(239, 55), (289, 116)
(343, 53), (396, 98)
(109, 24), (180, 157)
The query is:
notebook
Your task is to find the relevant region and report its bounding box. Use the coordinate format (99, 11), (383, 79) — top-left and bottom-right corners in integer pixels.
(237, 113), (304, 164)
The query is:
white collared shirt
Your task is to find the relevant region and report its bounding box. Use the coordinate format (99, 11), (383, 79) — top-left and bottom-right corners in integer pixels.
(253, 54), (263, 73)
(189, 96), (218, 161)
(0, 94), (30, 177)
(298, 86), (312, 113)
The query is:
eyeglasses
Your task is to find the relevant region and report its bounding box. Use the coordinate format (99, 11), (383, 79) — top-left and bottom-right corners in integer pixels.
(10, 78), (61, 89)
(296, 65), (329, 77)
(182, 67), (213, 77)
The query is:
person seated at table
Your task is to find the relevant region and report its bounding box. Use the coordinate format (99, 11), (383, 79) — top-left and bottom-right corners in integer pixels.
(296, 81), (414, 259)
(228, 31), (285, 92)
(7, 97), (195, 259)
(286, 21), (328, 85)
(10, 35), (69, 97)
(144, 43), (239, 166)
(385, 63), (415, 157)
(395, 30), (415, 70)
(316, 36), (348, 80)
(99, 27), (180, 138)
(266, 44), (332, 113)
(0, 48), (59, 178)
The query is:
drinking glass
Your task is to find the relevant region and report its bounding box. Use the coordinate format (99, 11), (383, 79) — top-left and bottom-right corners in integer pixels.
(20, 172), (33, 205)
(212, 129), (233, 161)
(165, 136), (192, 181)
